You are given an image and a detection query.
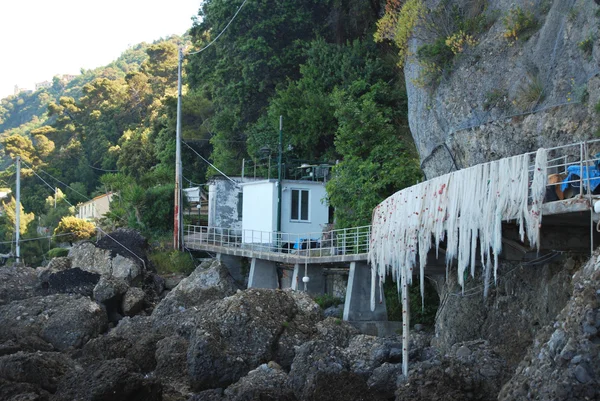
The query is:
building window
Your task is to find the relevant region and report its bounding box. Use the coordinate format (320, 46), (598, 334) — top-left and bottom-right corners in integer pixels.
(237, 192), (243, 220)
(291, 189), (309, 221)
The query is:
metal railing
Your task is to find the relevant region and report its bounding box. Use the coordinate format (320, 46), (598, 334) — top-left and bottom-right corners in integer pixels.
(528, 139), (600, 202)
(184, 225), (372, 258)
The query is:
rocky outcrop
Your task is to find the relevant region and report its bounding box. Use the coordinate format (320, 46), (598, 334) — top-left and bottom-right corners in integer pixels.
(53, 358), (162, 401)
(433, 257), (577, 367)
(69, 242), (143, 284)
(406, 0), (600, 179)
(395, 339), (510, 401)
(187, 289), (322, 391)
(152, 259), (238, 319)
(498, 252), (600, 400)
(0, 294), (107, 351)
(0, 265), (38, 305)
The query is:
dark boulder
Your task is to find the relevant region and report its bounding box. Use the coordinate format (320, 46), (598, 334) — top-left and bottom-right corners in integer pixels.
(53, 358), (162, 401)
(152, 259), (238, 319)
(80, 316), (159, 372)
(186, 289), (322, 391)
(0, 295), (107, 351)
(41, 268), (100, 297)
(0, 351), (74, 393)
(0, 266), (38, 306)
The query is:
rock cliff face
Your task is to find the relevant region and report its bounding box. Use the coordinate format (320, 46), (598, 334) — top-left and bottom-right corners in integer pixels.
(406, 0), (600, 179)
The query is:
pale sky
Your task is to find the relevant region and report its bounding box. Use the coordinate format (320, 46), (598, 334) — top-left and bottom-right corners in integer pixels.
(0, 0), (202, 99)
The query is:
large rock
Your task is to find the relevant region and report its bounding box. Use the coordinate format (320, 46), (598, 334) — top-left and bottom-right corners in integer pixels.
(80, 316), (159, 372)
(93, 276), (128, 304)
(152, 259), (238, 319)
(222, 363), (297, 401)
(0, 351), (74, 394)
(0, 294), (107, 350)
(394, 340), (510, 401)
(36, 257), (71, 283)
(53, 358), (162, 401)
(405, 0), (600, 179)
(433, 257), (575, 367)
(69, 241), (143, 285)
(122, 287), (146, 316)
(186, 289), (322, 391)
(0, 265), (38, 306)
(498, 255), (600, 401)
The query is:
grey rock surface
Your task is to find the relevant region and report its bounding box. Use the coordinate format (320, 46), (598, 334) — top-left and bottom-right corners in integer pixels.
(80, 316), (159, 372)
(121, 287), (146, 316)
(433, 257), (575, 367)
(186, 289), (321, 391)
(498, 255), (600, 401)
(0, 266), (38, 306)
(53, 358), (162, 401)
(405, 0), (600, 179)
(0, 351), (74, 393)
(152, 259), (238, 319)
(0, 294), (107, 351)
(93, 276), (128, 304)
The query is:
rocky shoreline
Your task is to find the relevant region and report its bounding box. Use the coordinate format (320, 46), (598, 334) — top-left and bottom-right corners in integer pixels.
(0, 230), (598, 400)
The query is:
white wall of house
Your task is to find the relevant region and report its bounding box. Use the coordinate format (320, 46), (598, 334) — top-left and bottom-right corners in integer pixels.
(241, 180), (329, 243)
(280, 181), (328, 237)
(208, 179), (242, 230)
(76, 193), (113, 221)
(242, 181), (277, 243)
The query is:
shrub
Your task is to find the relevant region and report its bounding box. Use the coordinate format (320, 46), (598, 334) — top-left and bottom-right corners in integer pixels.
(514, 73), (545, 111)
(374, 0), (426, 67)
(149, 250), (196, 275)
(53, 216), (96, 243)
(47, 247), (69, 258)
(503, 6), (538, 42)
(415, 37), (454, 87)
(313, 293), (344, 309)
(578, 35), (594, 57)
(483, 88), (508, 110)
(445, 30), (478, 55)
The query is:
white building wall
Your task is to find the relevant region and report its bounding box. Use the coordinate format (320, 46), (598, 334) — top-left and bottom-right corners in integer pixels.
(280, 181), (328, 238)
(242, 181), (277, 243)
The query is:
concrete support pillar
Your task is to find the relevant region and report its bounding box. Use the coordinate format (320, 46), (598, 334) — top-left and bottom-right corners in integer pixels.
(217, 254), (246, 287)
(248, 258), (278, 289)
(343, 261), (387, 321)
(291, 263), (325, 295)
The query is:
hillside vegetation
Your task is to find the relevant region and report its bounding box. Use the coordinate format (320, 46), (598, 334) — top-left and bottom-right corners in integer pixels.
(0, 0), (424, 265)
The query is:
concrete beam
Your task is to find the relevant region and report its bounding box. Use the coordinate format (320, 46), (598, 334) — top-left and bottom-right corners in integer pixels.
(248, 258), (278, 289)
(343, 261), (387, 321)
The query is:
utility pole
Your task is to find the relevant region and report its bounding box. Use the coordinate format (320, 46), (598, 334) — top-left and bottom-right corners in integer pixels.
(173, 47), (184, 250)
(15, 156), (21, 263)
(277, 116), (283, 235)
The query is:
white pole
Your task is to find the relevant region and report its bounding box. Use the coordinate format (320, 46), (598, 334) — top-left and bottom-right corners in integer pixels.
(174, 47), (184, 250)
(15, 156), (21, 263)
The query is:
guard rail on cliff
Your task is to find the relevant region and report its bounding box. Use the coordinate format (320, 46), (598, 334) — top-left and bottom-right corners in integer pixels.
(183, 225), (371, 263)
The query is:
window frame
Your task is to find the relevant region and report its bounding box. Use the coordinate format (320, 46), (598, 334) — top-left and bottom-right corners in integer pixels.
(290, 188), (310, 222)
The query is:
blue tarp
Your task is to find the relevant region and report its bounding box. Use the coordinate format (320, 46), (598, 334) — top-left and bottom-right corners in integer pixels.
(560, 165), (600, 192)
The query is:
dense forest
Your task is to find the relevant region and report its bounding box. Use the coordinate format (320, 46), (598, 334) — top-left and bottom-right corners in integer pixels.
(0, 0), (421, 265)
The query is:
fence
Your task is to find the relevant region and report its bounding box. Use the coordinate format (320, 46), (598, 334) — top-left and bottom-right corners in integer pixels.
(184, 225), (371, 258)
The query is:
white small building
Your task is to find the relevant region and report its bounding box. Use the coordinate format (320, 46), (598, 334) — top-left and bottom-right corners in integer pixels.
(241, 179), (330, 243)
(76, 193), (113, 221)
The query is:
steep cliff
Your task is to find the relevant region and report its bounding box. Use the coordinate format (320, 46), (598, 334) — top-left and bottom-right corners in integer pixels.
(406, 0), (600, 179)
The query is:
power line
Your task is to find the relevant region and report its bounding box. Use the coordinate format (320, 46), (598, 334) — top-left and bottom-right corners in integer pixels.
(182, 140), (238, 186)
(22, 162), (76, 209)
(187, 0), (249, 56)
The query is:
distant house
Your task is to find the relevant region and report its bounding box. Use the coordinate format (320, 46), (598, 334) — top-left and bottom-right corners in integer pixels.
(76, 193), (114, 221)
(240, 179), (331, 243)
